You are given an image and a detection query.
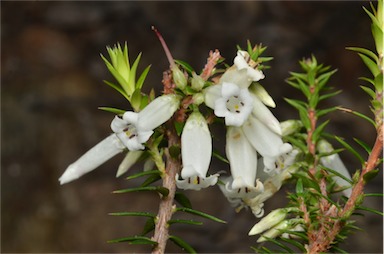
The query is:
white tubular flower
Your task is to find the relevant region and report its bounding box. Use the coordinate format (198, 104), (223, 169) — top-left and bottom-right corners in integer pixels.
(111, 112), (153, 151)
(116, 150), (144, 177)
(213, 82), (253, 127)
(224, 127), (264, 197)
(233, 50), (265, 82)
(138, 94), (180, 131)
(59, 134), (125, 185)
(176, 112), (218, 190)
(112, 94), (180, 151)
(318, 139), (352, 197)
(242, 116), (292, 171)
(251, 93), (281, 135)
(249, 83), (276, 108)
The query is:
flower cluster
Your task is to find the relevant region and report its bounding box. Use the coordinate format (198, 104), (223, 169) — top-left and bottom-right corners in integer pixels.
(59, 45), (296, 219)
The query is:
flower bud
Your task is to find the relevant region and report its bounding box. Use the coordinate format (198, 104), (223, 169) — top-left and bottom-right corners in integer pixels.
(249, 208), (287, 236)
(280, 120), (303, 136)
(191, 72), (205, 91)
(192, 93), (204, 105)
(172, 66), (187, 90)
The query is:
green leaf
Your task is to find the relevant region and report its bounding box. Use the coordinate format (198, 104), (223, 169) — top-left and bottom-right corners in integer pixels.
(358, 53), (380, 76)
(364, 193), (384, 197)
(169, 235), (197, 254)
(311, 120), (329, 142)
(103, 80), (131, 101)
(141, 174), (162, 187)
(346, 47), (378, 62)
(174, 121), (185, 136)
(359, 85), (376, 98)
(317, 69), (337, 91)
(129, 52), (142, 93)
(356, 204), (383, 216)
(113, 186), (169, 197)
(374, 72), (383, 92)
(296, 178), (304, 194)
(318, 90), (341, 102)
(108, 236), (158, 245)
(316, 106), (338, 118)
(212, 150), (229, 164)
(175, 207), (226, 223)
(334, 136), (365, 164)
(261, 237), (295, 253)
(131, 89), (142, 111)
(363, 169), (379, 183)
(353, 138), (372, 154)
(174, 192), (193, 209)
(98, 106), (126, 115)
(136, 65), (151, 90)
(337, 107), (376, 126)
(168, 219), (203, 226)
(359, 77), (375, 86)
(126, 170), (161, 180)
(280, 236), (307, 252)
(320, 166), (354, 185)
(109, 211), (156, 217)
(175, 59), (195, 74)
(142, 217), (156, 235)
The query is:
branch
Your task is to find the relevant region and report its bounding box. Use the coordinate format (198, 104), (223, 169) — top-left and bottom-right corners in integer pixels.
(151, 122), (181, 254)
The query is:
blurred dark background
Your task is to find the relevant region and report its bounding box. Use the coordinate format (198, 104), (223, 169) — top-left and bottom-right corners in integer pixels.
(1, 1), (382, 253)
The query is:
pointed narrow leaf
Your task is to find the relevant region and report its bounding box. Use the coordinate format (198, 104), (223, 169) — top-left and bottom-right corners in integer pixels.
(279, 237), (307, 252)
(358, 53), (380, 76)
(108, 236), (158, 245)
(109, 211), (156, 217)
(334, 136), (364, 164)
(175, 207), (226, 223)
(136, 65), (151, 90)
(103, 80), (130, 101)
(142, 217), (156, 235)
(318, 90), (341, 102)
(175, 59), (195, 74)
(169, 235), (197, 254)
(356, 204), (383, 216)
(359, 85), (376, 98)
(212, 150), (229, 164)
(363, 169), (379, 183)
(141, 174), (162, 187)
(316, 107), (338, 118)
(126, 170), (161, 180)
(353, 138), (372, 154)
(337, 107), (375, 126)
(113, 186), (169, 197)
(174, 192), (193, 209)
(98, 107), (126, 115)
(320, 166), (354, 185)
(168, 219), (203, 226)
(311, 120), (329, 142)
(346, 47), (378, 62)
(128, 53), (142, 93)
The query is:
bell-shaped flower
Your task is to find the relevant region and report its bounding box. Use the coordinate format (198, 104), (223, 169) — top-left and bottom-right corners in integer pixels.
(233, 50), (265, 82)
(59, 134), (125, 185)
(242, 116), (292, 172)
(111, 112), (153, 151)
(59, 94), (180, 185)
(213, 82), (254, 126)
(223, 127), (264, 198)
(137, 94), (180, 131)
(176, 112), (218, 190)
(318, 139), (352, 197)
